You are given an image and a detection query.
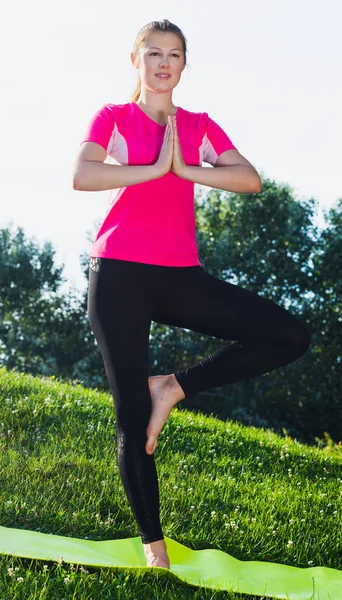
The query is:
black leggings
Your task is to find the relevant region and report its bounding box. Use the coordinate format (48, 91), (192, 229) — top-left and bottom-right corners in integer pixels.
(87, 257), (311, 544)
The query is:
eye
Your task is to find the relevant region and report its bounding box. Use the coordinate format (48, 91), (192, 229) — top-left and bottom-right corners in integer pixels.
(150, 52), (180, 58)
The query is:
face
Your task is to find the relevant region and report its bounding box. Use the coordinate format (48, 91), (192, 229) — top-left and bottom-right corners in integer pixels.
(131, 32), (185, 92)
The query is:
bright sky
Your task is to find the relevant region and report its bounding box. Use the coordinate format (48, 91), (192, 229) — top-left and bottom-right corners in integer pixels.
(1, 0), (341, 294)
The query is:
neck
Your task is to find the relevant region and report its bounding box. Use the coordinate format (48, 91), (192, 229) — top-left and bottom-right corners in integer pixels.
(135, 93), (177, 116)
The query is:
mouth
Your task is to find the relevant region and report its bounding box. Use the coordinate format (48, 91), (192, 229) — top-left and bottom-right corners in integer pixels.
(155, 74), (171, 79)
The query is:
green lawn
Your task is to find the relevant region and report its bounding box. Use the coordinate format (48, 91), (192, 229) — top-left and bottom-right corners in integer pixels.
(0, 366), (341, 599)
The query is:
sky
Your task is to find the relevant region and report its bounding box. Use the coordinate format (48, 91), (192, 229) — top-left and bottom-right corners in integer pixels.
(1, 0), (341, 295)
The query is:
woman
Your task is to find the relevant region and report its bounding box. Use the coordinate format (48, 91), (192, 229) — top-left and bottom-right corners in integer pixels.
(73, 19), (311, 569)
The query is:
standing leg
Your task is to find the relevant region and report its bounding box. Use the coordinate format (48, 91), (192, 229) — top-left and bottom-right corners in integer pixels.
(87, 257), (164, 546)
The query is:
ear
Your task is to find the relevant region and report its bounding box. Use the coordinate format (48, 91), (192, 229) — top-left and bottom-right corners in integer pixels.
(130, 52), (139, 69)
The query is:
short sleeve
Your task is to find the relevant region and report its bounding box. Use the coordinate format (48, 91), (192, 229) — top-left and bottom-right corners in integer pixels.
(201, 113), (237, 166)
(80, 104), (116, 152)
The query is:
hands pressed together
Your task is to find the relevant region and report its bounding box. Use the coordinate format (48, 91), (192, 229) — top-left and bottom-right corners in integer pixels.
(155, 115), (187, 179)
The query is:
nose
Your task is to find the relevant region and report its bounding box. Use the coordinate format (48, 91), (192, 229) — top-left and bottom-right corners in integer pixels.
(159, 56), (170, 68)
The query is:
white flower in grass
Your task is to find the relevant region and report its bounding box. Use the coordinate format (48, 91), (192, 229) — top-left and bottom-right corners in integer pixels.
(211, 511), (216, 518)
(286, 540), (293, 548)
(43, 565), (49, 571)
(17, 577), (24, 583)
(57, 556), (64, 565)
(7, 568), (14, 577)
(64, 576), (71, 584)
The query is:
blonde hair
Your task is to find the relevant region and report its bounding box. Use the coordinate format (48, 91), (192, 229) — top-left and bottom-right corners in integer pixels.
(130, 19), (188, 102)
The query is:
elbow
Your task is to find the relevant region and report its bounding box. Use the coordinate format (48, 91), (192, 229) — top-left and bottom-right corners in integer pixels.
(73, 178), (79, 190)
(250, 176), (262, 194)
(72, 169), (82, 190)
(72, 160), (87, 190)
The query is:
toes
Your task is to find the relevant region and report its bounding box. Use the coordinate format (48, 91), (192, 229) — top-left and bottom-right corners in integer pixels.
(146, 434), (158, 455)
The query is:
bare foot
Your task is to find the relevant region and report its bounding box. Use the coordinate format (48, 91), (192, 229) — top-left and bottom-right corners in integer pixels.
(143, 539), (170, 569)
(146, 374), (185, 455)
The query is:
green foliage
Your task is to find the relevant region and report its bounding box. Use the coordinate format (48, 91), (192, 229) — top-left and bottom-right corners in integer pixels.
(0, 223), (102, 385)
(195, 179), (319, 306)
(0, 368), (341, 599)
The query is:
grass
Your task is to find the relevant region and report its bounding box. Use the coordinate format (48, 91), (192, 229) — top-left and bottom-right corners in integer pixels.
(0, 365), (341, 599)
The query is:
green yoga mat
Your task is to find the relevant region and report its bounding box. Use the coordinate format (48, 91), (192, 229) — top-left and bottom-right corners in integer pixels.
(1, 525), (341, 599)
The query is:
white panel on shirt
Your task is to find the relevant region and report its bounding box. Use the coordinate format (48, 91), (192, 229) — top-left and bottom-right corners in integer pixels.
(102, 124), (130, 213)
(199, 132), (218, 167)
(107, 123), (129, 166)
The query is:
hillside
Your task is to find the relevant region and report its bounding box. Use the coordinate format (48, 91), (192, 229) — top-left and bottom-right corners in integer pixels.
(0, 366), (341, 599)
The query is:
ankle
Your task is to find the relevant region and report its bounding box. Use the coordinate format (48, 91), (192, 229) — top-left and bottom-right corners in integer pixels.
(143, 539), (166, 552)
(170, 373), (185, 401)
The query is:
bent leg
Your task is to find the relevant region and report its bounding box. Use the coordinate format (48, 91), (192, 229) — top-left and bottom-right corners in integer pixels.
(87, 257), (164, 543)
(152, 266), (311, 399)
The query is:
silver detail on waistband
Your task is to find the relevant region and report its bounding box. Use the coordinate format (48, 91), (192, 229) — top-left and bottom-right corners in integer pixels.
(90, 257), (101, 272)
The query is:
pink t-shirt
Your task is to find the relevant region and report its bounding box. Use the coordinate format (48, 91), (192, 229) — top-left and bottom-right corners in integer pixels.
(80, 102), (237, 266)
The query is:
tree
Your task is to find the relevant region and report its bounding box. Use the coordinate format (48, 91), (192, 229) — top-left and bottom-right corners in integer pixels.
(0, 223), (93, 381)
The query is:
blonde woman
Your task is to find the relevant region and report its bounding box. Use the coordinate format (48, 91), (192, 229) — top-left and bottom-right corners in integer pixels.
(73, 19), (311, 569)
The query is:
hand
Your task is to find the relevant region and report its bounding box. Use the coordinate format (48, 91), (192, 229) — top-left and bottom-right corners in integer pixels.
(169, 116), (187, 178)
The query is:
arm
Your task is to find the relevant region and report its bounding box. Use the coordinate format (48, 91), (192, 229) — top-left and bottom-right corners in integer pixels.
(73, 142), (162, 191)
(181, 150), (262, 194)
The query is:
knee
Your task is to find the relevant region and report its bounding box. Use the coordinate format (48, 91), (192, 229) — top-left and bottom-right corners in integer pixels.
(116, 395), (150, 435)
(287, 319), (311, 360)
